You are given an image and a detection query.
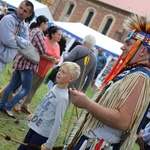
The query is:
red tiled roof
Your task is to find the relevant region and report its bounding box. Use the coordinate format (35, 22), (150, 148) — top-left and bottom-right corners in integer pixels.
(97, 0), (150, 16)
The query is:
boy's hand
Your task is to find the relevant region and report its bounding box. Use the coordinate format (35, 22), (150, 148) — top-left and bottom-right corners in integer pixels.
(41, 144), (52, 150)
(28, 114), (33, 121)
(137, 134), (145, 150)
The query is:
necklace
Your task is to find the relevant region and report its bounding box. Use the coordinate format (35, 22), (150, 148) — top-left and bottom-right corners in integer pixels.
(113, 63), (150, 82)
(121, 63), (150, 72)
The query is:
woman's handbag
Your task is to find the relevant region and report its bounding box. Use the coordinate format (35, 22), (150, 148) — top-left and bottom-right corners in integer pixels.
(18, 31), (40, 64)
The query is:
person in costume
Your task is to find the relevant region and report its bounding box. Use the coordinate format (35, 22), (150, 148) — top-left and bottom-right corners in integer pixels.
(68, 14), (150, 150)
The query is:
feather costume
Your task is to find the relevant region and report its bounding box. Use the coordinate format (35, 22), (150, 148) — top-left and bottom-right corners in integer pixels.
(68, 14), (150, 150)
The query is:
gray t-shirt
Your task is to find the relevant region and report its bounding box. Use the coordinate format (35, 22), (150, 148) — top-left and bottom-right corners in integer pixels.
(29, 85), (69, 148)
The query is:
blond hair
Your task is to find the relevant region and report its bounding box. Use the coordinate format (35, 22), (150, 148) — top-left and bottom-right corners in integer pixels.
(61, 61), (80, 81)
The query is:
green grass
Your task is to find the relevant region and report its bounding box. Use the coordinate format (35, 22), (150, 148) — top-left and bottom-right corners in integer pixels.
(0, 63), (140, 150)
(0, 63), (83, 149)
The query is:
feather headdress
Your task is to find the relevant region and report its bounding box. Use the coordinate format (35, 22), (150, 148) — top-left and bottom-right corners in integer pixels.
(122, 14), (150, 33)
(123, 14), (150, 50)
(97, 14), (150, 90)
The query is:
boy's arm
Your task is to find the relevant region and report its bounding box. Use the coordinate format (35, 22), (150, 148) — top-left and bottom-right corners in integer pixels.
(137, 122), (150, 150)
(137, 132), (145, 150)
(41, 144), (52, 150)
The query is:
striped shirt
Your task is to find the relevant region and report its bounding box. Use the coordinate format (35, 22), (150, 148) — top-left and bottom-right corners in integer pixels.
(13, 28), (46, 72)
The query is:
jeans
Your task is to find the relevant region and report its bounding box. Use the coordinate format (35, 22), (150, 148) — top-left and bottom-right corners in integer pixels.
(18, 128), (48, 150)
(0, 69), (33, 111)
(21, 74), (44, 109)
(0, 60), (6, 75)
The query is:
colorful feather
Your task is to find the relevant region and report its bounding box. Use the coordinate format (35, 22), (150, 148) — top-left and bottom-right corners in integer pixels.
(97, 14), (150, 90)
(123, 14), (150, 34)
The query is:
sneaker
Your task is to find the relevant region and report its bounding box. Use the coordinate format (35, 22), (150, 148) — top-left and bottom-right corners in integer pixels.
(6, 110), (13, 116)
(2, 108), (16, 119)
(21, 107), (31, 114)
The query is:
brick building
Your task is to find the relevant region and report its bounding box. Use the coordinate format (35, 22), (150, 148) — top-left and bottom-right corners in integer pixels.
(37, 0), (150, 43)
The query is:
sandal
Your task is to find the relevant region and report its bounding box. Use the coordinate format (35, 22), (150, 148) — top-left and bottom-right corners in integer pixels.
(21, 107), (31, 114)
(13, 106), (21, 114)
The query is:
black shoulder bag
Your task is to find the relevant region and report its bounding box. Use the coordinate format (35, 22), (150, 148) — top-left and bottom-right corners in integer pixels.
(44, 52), (90, 84)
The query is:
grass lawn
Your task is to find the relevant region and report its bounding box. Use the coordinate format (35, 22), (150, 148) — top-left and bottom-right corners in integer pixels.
(0, 64), (140, 150)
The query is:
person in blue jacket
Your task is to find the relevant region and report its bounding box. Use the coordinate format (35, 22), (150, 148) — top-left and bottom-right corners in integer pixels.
(0, 0), (34, 74)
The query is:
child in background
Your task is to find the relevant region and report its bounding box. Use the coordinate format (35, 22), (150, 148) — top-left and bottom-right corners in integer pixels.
(18, 61), (80, 150)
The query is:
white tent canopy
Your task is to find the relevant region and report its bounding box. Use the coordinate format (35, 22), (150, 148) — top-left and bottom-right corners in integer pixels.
(0, 0), (53, 21)
(53, 21), (123, 57)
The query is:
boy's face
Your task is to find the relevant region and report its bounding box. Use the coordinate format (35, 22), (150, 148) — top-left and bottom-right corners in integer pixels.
(56, 65), (73, 84)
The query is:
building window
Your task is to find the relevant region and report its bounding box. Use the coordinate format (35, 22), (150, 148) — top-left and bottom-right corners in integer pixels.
(81, 7), (96, 27)
(102, 18), (113, 35)
(98, 15), (116, 36)
(66, 4), (74, 16)
(84, 11), (94, 26)
(59, 1), (76, 22)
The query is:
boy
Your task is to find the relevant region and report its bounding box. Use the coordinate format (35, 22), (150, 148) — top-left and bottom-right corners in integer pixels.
(18, 61), (80, 150)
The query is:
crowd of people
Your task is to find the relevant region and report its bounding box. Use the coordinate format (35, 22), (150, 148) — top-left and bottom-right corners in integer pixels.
(0, 0), (96, 149)
(0, 1), (150, 150)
